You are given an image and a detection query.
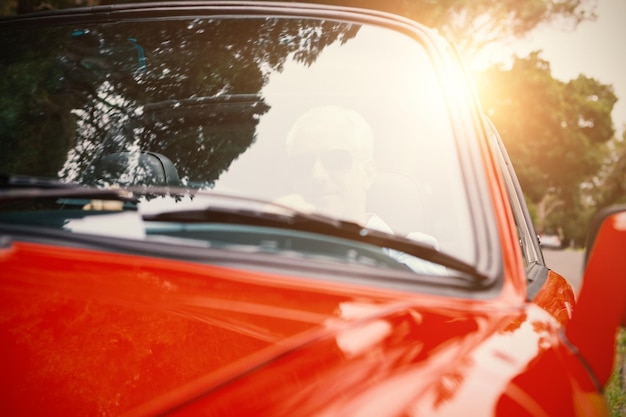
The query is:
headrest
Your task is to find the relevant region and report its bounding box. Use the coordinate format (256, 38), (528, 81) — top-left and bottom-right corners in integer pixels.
(88, 151), (180, 186)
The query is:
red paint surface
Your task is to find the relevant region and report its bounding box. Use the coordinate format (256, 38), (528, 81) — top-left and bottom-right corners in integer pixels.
(567, 211), (626, 387)
(0, 241), (607, 416)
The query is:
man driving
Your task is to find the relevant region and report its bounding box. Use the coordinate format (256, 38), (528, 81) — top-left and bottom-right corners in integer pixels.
(277, 104), (445, 275)
(278, 104), (376, 225)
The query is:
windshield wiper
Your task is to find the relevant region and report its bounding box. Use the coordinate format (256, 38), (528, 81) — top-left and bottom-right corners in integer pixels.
(1, 178), (490, 283)
(0, 174), (138, 203)
(144, 203), (490, 284)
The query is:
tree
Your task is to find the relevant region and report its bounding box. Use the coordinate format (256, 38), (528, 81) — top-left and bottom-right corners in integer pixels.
(398, 0), (597, 59)
(0, 15), (358, 186)
(294, 0), (597, 60)
(474, 52), (617, 244)
(594, 130), (626, 209)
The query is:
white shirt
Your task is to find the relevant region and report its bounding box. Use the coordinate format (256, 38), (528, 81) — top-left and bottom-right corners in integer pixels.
(365, 213), (447, 275)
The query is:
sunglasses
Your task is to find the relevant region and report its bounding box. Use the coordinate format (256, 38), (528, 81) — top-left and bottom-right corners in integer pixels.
(288, 149), (354, 177)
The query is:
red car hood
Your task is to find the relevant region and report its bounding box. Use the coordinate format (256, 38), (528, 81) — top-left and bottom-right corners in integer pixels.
(1, 242), (588, 417)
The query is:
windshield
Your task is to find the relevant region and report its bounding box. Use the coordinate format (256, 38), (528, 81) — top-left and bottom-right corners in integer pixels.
(0, 12), (476, 272)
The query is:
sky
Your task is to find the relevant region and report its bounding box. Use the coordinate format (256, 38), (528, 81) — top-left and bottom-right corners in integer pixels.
(473, 0), (626, 137)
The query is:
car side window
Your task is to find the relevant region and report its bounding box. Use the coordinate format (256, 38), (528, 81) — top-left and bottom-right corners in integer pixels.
(501, 164), (540, 267)
(485, 119), (543, 269)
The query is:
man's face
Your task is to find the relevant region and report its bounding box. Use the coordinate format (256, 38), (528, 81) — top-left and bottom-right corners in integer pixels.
(287, 120), (374, 221)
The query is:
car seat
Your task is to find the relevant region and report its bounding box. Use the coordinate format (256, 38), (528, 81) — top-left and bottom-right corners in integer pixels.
(86, 150), (180, 187)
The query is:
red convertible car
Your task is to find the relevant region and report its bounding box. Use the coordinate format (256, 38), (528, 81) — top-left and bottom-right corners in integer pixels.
(0, 2), (625, 416)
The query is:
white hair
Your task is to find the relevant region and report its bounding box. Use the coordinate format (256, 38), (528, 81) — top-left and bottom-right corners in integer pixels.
(286, 105), (374, 155)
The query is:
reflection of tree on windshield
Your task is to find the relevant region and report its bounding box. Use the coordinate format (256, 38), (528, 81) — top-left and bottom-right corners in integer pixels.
(0, 15), (358, 186)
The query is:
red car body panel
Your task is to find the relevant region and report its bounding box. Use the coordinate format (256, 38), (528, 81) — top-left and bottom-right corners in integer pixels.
(0, 3), (623, 416)
(566, 210), (626, 387)
(533, 270), (576, 327)
(0, 240), (605, 417)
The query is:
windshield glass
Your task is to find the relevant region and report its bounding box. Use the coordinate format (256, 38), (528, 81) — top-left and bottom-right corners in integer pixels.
(0, 13), (476, 267)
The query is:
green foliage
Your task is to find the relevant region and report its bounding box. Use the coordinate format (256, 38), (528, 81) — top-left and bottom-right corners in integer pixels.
(606, 329), (626, 417)
(595, 131), (626, 210)
(0, 27), (71, 178)
(474, 52), (617, 244)
(1, 13), (357, 187)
